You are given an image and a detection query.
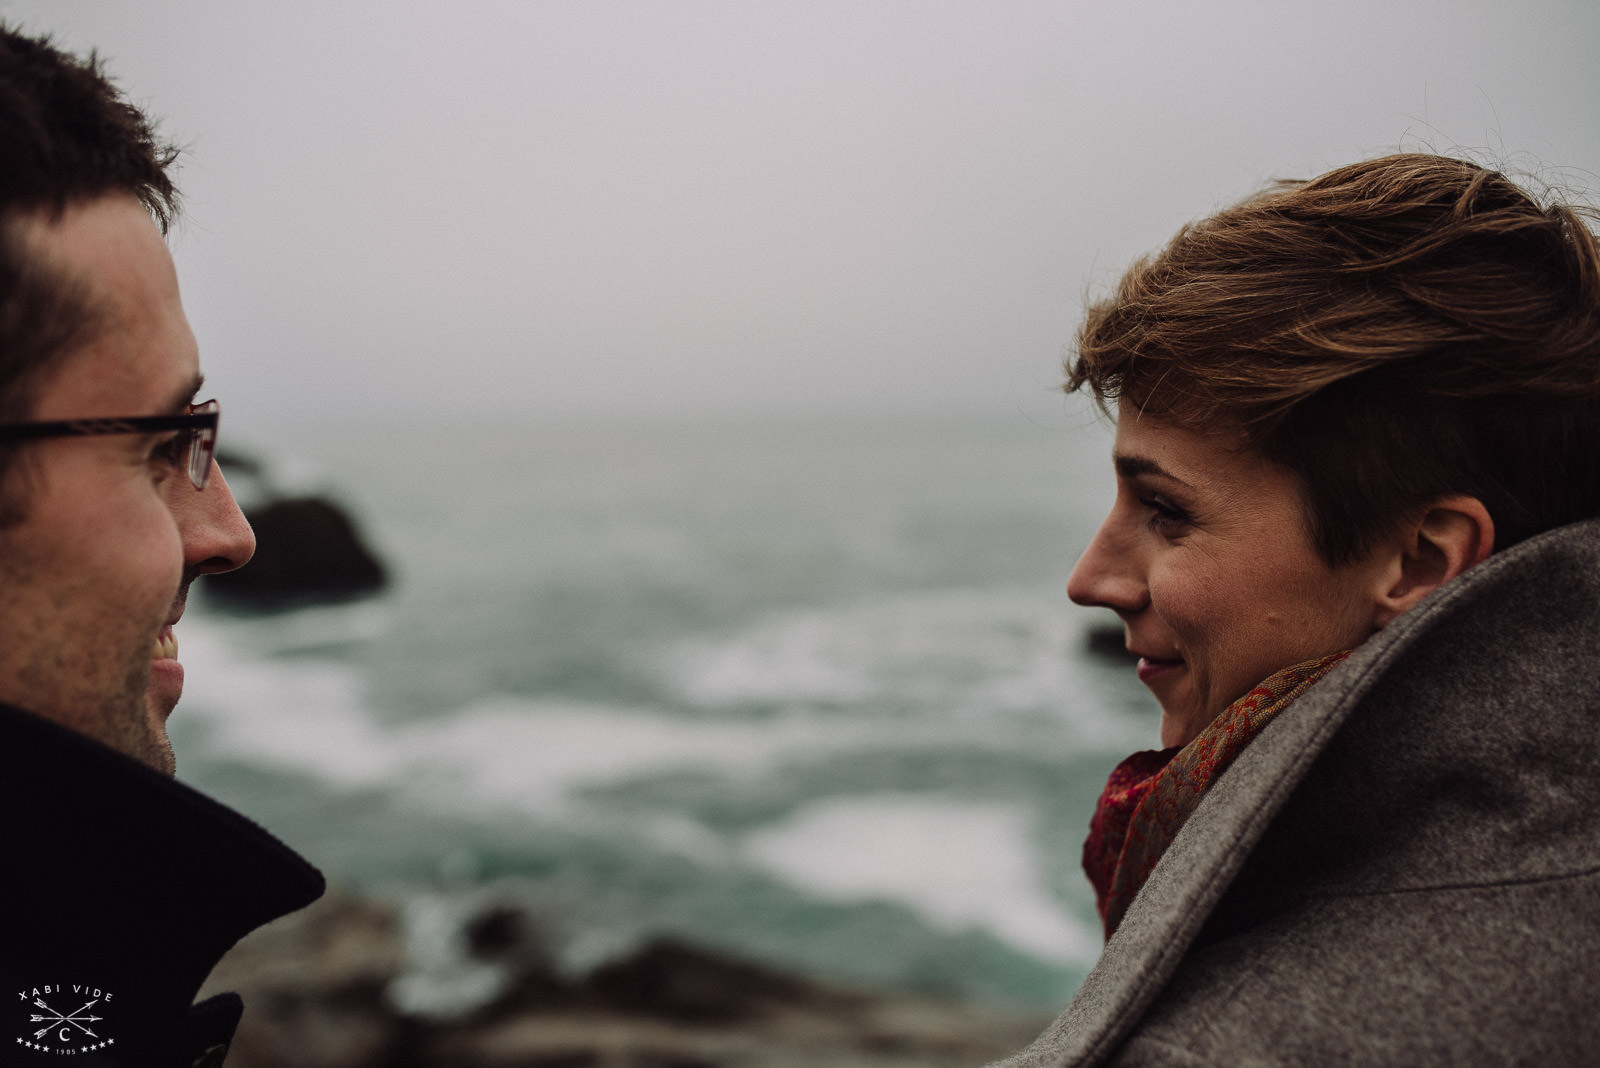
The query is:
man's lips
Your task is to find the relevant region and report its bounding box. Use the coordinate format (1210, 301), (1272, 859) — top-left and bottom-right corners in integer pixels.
(148, 621), (186, 722)
(153, 584), (196, 664)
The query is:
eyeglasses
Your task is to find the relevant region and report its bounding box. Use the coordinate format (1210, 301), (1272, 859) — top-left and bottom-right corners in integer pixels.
(0, 399), (220, 490)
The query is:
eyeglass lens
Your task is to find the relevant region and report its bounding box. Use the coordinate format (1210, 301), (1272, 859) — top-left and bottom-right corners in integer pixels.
(187, 400), (219, 490)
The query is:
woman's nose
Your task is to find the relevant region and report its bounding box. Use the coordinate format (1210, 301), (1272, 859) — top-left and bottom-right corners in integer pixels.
(1067, 514), (1148, 614)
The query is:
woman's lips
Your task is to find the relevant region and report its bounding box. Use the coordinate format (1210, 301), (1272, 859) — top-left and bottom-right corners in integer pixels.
(1136, 656), (1184, 684)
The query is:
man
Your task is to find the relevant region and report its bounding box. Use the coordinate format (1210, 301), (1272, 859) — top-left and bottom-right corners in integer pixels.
(0, 25), (322, 1067)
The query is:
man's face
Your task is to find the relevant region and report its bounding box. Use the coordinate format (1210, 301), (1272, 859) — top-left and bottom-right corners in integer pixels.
(0, 194), (254, 774)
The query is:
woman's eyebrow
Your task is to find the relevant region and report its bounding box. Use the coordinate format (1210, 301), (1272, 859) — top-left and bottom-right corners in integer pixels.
(1113, 453), (1192, 488)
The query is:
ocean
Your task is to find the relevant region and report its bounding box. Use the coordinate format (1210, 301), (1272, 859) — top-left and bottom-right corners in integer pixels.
(170, 413), (1158, 1012)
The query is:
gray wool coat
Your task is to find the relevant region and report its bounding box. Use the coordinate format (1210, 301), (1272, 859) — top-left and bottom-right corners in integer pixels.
(993, 517), (1600, 1067)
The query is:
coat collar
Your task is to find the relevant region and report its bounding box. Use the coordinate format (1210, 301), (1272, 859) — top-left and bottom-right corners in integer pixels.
(0, 701), (323, 1063)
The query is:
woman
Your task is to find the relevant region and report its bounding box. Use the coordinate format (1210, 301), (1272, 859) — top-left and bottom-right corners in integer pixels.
(998, 155), (1600, 1066)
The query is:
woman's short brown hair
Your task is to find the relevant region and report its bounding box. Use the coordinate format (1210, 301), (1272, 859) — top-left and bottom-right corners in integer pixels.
(1070, 154), (1600, 565)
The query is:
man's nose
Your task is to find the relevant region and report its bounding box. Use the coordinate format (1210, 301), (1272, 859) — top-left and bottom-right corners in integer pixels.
(171, 461), (256, 575)
(1067, 513), (1147, 614)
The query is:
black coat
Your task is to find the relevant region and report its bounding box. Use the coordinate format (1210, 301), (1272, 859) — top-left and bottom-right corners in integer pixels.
(0, 702), (324, 1067)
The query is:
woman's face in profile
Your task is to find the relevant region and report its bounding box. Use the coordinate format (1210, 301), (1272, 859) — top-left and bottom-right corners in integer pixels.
(1068, 414), (1392, 747)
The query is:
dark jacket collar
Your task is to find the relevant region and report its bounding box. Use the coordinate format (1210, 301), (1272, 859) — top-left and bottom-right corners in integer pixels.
(0, 701), (324, 1065)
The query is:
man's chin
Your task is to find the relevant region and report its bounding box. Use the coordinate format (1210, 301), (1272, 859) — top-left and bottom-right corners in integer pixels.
(144, 657), (183, 775)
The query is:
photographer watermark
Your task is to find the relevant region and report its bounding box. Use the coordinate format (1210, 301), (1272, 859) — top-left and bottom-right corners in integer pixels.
(15, 984), (115, 1056)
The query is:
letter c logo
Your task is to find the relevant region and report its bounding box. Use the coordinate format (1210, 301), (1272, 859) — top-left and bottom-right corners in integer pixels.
(60, 1027), (70, 1042)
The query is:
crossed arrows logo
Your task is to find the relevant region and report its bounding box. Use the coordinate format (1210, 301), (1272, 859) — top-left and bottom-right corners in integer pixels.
(28, 997), (102, 1042)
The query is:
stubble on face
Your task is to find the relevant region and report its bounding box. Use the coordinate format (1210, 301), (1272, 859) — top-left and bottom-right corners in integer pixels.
(0, 197), (195, 776)
(0, 552), (175, 774)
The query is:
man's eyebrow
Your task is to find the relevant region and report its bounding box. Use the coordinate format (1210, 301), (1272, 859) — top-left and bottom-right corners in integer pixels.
(1114, 453), (1192, 488)
(159, 373), (205, 415)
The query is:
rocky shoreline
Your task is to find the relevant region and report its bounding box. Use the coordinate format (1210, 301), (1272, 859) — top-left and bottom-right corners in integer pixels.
(202, 888), (1054, 1068)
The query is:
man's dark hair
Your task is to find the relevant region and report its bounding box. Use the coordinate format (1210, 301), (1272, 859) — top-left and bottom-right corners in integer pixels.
(0, 24), (180, 522)
(1069, 154), (1600, 564)
(0, 23), (180, 427)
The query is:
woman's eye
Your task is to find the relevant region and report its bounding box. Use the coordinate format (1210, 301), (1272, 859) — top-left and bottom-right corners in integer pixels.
(1139, 495), (1191, 535)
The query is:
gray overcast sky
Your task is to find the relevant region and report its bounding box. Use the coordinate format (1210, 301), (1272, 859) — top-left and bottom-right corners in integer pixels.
(4, 0), (1599, 436)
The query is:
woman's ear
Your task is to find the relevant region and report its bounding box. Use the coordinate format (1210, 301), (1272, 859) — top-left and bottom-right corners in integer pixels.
(1373, 496), (1495, 627)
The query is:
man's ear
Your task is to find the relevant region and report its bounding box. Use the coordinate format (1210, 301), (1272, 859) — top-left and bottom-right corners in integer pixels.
(1372, 496), (1495, 627)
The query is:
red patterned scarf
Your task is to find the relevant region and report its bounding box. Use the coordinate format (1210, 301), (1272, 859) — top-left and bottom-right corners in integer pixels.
(1083, 651), (1350, 939)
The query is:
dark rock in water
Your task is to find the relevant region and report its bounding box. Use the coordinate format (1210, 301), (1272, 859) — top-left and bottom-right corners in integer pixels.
(204, 495), (388, 610)
(214, 445), (268, 479)
(1084, 618), (1134, 661)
